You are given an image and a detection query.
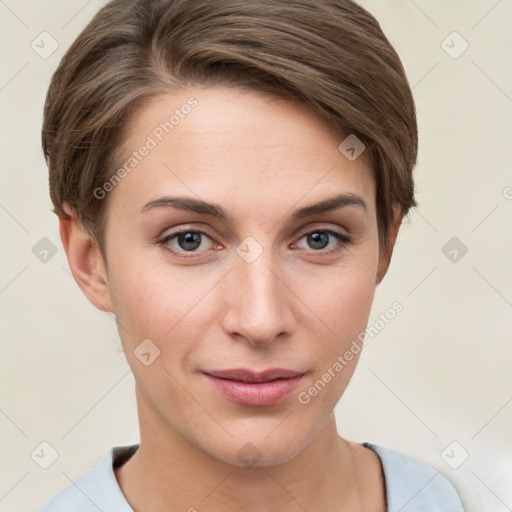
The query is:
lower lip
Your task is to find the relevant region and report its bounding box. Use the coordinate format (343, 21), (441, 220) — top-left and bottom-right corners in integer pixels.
(204, 374), (304, 407)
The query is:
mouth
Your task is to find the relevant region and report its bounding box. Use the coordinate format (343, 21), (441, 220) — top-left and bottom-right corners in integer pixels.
(202, 368), (306, 407)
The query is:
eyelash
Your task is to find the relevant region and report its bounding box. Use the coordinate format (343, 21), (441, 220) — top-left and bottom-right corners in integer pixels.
(156, 228), (352, 258)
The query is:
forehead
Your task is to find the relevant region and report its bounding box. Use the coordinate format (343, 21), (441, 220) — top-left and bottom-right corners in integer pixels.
(109, 86), (376, 216)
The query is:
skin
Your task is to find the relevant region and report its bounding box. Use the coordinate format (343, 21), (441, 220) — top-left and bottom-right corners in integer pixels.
(60, 85), (402, 512)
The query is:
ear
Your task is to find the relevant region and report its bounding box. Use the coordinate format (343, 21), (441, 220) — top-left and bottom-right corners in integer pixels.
(59, 203), (113, 313)
(376, 207), (402, 285)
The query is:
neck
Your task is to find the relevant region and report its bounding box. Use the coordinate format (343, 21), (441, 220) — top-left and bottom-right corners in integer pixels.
(115, 385), (363, 512)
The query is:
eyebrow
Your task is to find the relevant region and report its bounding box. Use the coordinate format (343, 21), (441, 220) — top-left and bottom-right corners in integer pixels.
(139, 192), (367, 221)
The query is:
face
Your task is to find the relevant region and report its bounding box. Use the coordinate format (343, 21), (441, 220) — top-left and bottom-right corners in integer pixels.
(95, 85), (392, 467)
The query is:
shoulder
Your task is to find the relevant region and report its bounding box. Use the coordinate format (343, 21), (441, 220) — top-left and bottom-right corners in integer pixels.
(39, 445), (137, 512)
(363, 442), (466, 512)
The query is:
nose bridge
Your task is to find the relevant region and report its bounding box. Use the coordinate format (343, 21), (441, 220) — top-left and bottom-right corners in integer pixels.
(221, 242), (293, 345)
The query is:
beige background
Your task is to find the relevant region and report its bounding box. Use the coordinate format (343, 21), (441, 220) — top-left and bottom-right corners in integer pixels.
(1, 1), (511, 511)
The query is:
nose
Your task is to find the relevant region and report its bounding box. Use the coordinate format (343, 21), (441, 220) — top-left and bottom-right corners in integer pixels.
(220, 246), (296, 347)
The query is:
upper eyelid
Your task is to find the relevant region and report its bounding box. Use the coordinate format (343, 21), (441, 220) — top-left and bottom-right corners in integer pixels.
(160, 224), (349, 240)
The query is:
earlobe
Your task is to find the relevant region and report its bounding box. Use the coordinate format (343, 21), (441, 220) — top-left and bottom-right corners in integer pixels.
(59, 204), (113, 313)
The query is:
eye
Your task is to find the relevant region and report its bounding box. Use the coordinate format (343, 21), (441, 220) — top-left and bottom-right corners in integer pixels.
(295, 229), (352, 254)
(156, 227), (352, 258)
(158, 229), (216, 256)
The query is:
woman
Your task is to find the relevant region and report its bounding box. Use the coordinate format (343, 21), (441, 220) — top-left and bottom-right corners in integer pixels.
(40, 0), (466, 510)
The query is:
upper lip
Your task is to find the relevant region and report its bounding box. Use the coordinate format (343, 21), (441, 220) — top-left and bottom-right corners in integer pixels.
(203, 368), (305, 383)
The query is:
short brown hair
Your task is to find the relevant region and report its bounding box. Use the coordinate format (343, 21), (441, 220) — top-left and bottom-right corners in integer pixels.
(42, 0), (418, 257)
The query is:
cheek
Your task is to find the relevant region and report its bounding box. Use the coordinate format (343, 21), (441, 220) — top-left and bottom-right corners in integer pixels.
(332, 266), (376, 330)
(298, 256), (377, 339)
(293, 263), (376, 409)
(291, 254), (378, 402)
(107, 256), (219, 352)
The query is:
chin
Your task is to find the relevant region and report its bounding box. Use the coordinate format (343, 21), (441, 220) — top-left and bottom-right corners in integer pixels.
(198, 426), (315, 468)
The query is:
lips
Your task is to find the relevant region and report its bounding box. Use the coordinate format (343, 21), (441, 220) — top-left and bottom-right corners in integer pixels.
(202, 368), (306, 406)
(204, 368), (305, 383)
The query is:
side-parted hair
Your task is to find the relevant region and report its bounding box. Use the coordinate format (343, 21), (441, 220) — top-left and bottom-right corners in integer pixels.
(42, 0), (418, 257)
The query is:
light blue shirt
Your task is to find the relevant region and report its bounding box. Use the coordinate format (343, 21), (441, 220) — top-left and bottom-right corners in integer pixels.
(40, 442), (466, 511)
